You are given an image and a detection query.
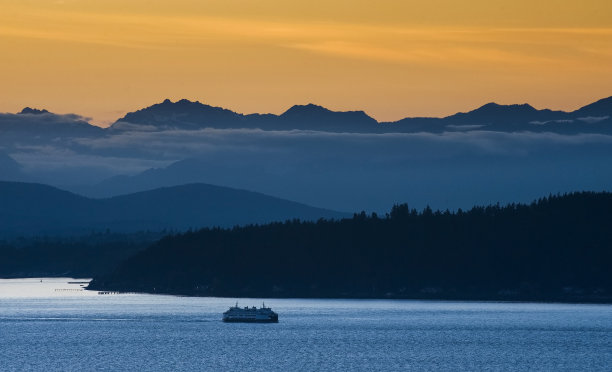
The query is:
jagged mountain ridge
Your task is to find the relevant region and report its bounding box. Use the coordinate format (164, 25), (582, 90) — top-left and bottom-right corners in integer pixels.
(112, 99), (378, 132)
(109, 96), (612, 133)
(3, 95), (611, 134)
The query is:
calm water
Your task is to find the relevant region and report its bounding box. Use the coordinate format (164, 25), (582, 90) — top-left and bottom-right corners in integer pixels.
(0, 279), (610, 371)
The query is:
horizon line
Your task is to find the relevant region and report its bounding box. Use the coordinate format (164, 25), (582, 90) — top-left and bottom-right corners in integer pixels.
(7, 94), (611, 129)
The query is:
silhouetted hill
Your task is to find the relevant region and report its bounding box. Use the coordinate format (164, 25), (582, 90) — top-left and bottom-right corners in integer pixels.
(445, 102), (563, 125)
(72, 158), (222, 198)
(573, 96), (612, 117)
(279, 104), (378, 131)
(113, 99), (243, 130)
(89, 192), (612, 302)
(0, 181), (346, 237)
(75, 157), (296, 200)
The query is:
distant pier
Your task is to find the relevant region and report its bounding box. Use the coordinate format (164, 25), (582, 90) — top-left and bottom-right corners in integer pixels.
(53, 288), (135, 295)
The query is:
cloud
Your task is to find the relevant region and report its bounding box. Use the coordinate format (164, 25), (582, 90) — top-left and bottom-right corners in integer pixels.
(109, 121), (160, 132)
(68, 127), (612, 167)
(445, 124), (486, 130)
(3, 6), (612, 66)
(577, 116), (610, 124)
(530, 119), (575, 125)
(0, 111), (92, 125)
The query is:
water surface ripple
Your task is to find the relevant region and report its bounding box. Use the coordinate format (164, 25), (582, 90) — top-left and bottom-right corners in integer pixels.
(0, 279), (610, 371)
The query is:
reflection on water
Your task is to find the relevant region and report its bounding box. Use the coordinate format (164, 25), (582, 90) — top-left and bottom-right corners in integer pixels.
(0, 278), (95, 298)
(0, 279), (611, 371)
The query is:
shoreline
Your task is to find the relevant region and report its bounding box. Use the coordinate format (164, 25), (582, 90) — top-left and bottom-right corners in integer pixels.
(4, 277), (610, 304)
(84, 286), (612, 305)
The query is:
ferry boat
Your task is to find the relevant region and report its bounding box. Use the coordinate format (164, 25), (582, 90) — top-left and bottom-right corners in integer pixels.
(222, 302), (279, 323)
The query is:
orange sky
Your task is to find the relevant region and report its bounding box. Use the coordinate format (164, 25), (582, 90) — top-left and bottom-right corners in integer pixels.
(1, 0), (611, 126)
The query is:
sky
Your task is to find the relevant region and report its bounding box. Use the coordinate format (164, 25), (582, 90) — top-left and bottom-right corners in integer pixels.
(1, 0), (611, 126)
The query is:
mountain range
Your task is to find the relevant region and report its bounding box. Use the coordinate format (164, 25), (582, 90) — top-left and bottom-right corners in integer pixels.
(1, 96), (610, 138)
(109, 96), (612, 133)
(110, 99), (383, 132)
(0, 181), (346, 237)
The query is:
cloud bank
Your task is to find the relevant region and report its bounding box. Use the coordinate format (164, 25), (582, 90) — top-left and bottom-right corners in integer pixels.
(31, 128), (612, 211)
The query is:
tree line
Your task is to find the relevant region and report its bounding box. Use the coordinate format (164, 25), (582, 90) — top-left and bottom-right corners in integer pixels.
(0, 231), (165, 278)
(89, 192), (612, 302)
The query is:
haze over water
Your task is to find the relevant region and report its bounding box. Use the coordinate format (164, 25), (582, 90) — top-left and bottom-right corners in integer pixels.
(1, 279), (610, 371)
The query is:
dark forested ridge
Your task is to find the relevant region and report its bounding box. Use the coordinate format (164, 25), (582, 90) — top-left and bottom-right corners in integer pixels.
(89, 192), (612, 302)
(0, 232), (163, 278)
(0, 181), (346, 237)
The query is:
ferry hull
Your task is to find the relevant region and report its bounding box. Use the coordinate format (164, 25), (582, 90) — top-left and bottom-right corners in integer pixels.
(222, 317), (278, 323)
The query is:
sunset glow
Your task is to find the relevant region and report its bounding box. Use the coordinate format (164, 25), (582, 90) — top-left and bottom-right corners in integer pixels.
(1, 0), (611, 125)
